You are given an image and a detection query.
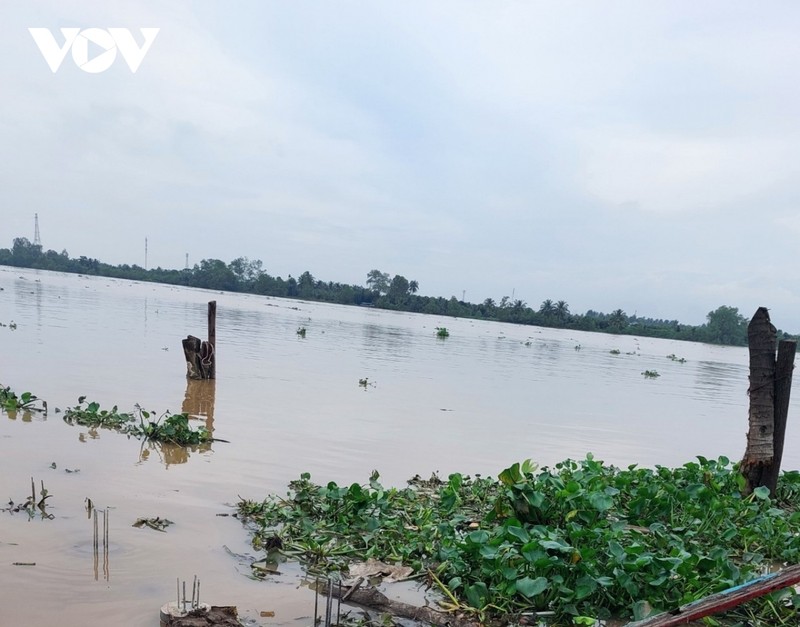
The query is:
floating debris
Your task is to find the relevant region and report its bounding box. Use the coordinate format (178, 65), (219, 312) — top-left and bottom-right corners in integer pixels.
(133, 517), (174, 532)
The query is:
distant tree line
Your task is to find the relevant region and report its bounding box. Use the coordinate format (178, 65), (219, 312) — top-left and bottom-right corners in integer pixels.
(1, 236), (794, 347)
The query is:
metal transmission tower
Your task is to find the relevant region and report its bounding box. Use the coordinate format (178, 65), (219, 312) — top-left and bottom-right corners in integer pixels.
(34, 213), (41, 246)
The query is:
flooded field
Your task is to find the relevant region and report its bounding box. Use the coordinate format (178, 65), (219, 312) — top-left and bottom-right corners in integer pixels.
(1, 266), (797, 627)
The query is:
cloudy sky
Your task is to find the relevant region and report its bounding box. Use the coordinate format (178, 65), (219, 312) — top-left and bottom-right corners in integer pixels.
(2, 1), (799, 327)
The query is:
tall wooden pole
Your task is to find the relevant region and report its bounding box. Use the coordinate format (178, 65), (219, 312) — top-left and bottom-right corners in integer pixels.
(208, 300), (216, 380)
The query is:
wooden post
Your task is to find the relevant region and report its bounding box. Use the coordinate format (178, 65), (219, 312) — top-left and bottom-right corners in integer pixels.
(763, 339), (796, 493)
(208, 300), (216, 380)
(181, 301), (217, 380)
(740, 307), (777, 495)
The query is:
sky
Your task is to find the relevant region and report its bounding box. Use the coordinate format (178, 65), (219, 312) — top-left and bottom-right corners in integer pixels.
(1, 1), (800, 328)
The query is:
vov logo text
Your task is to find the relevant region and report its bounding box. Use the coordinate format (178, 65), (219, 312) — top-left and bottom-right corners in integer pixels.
(29, 28), (159, 73)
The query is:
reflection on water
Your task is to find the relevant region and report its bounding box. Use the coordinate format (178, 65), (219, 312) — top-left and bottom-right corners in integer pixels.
(5, 408), (44, 423)
(182, 378), (216, 433)
(91, 507), (110, 582)
(137, 439), (212, 467)
(0, 266), (798, 627)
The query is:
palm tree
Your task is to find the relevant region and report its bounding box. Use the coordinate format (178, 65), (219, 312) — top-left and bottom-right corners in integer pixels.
(555, 300), (570, 322)
(409, 280), (419, 294)
(609, 309), (627, 332)
(539, 299), (555, 317)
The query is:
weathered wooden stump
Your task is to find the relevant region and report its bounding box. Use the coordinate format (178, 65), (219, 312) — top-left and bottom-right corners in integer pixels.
(182, 301), (216, 380)
(740, 307), (796, 495)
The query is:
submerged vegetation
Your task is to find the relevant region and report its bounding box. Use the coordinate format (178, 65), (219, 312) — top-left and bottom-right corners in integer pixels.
(3, 236), (797, 347)
(237, 457), (800, 625)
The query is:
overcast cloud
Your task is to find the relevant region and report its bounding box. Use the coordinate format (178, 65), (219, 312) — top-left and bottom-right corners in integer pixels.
(2, 1), (799, 327)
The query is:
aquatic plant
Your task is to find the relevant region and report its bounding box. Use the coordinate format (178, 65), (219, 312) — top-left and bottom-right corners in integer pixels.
(2, 478), (52, 519)
(63, 399), (211, 446)
(0, 386), (45, 413)
(131, 410), (210, 445)
(642, 370), (660, 378)
(667, 354), (687, 363)
(297, 326), (307, 337)
(609, 349), (621, 355)
(237, 456), (800, 624)
(436, 327), (449, 338)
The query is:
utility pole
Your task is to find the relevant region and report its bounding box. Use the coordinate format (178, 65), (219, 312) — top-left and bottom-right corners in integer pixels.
(145, 237), (148, 270)
(185, 253), (189, 270)
(34, 213), (41, 246)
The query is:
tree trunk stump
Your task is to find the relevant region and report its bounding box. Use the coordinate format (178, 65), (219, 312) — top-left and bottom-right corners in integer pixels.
(740, 307), (777, 494)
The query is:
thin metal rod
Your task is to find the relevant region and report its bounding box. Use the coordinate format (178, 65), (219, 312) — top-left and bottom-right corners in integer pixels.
(337, 580), (342, 625)
(325, 578), (333, 627)
(103, 509), (109, 581)
(313, 577), (319, 626)
(196, 579), (200, 609)
(183, 580), (187, 611)
(177, 578), (180, 608)
(92, 509), (99, 581)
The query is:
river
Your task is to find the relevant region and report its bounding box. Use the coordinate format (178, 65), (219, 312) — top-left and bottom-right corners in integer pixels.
(0, 266), (796, 626)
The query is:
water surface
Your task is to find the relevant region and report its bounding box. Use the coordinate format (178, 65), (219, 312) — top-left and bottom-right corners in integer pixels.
(1, 267), (796, 626)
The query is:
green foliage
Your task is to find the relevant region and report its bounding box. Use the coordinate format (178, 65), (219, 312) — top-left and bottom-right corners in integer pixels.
(296, 326), (307, 337)
(63, 399), (210, 445)
(237, 457), (800, 624)
(131, 410), (211, 445)
(0, 386), (45, 413)
(366, 269), (390, 295)
(642, 370), (660, 378)
(436, 327), (450, 338)
(666, 354), (687, 363)
(704, 306), (748, 346)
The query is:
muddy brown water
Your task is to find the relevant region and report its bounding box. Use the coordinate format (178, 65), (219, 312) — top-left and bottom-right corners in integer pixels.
(1, 266), (798, 627)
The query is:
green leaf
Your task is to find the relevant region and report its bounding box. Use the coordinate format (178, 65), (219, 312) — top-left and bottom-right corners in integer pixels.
(608, 541), (625, 560)
(632, 600), (653, 621)
(466, 530), (489, 545)
(588, 492), (613, 512)
(753, 486), (771, 500)
(575, 576), (596, 600)
(506, 525), (530, 543)
(499, 463), (522, 486)
(465, 582), (489, 609)
(516, 576), (548, 598)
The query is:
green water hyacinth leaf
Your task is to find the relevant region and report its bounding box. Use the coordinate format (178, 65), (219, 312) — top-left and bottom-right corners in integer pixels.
(632, 600), (654, 621)
(466, 530), (489, 544)
(506, 524), (530, 543)
(588, 491), (613, 511)
(753, 486), (771, 500)
(516, 576), (548, 598)
(465, 581), (489, 608)
(236, 458), (800, 625)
